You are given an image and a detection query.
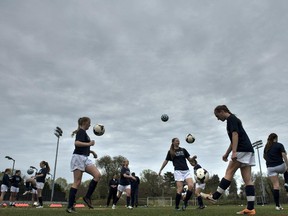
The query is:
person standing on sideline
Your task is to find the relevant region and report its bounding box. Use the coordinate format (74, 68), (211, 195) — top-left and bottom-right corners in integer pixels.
(263, 133), (288, 211)
(158, 138), (196, 210)
(130, 172), (140, 207)
(201, 105), (256, 215)
(66, 117), (101, 213)
(9, 170), (22, 207)
(106, 174), (118, 207)
(112, 159), (136, 209)
(0, 168), (11, 206)
(23, 161), (50, 208)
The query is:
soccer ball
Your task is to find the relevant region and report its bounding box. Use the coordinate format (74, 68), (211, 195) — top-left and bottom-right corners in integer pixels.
(161, 114), (169, 122)
(93, 124), (105, 136)
(186, 133), (195, 144)
(195, 168), (209, 183)
(183, 185), (188, 192)
(27, 168), (34, 175)
(33, 202), (38, 206)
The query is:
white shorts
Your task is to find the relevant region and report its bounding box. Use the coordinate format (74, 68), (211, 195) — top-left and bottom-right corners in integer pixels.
(1, 184), (8, 192)
(267, 163), (286, 177)
(117, 184), (131, 192)
(10, 186), (19, 193)
(36, 182), (44, 190)
(70, 154), (94, 172)
(236, 152), (256, 167)
(195, 182), (206, 190)
(174, 170), (192, 181)
(32, 188), (38, 194)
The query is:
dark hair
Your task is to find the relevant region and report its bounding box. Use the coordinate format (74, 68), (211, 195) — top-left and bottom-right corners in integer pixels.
(214, 105), (232, 114)
(15, 170), (21, 174)
(71, 117), (91, 137)
(169, 138), (178, 159)
(41, 161), (50, 173)
(263, 133), (278, 160)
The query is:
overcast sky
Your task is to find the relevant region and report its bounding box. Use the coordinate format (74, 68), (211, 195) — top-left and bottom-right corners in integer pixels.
(1, 0), (288, 186)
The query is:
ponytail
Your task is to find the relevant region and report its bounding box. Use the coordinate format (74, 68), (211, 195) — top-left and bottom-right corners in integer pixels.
(71, 117), (90, 137)
(264, 133), (278, 160)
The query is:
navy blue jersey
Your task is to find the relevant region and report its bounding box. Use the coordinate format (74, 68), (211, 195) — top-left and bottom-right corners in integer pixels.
(1, 173), (10, 187)
(11, 175), (22, 188)
(165, 147), (190, 170)
(120, 166), (131, 186)
(36, 167), (48, 183)
(226, 114), (254, 153)
(73, 128), (91, 156)
(109, 178), (119, 191)
(264, 142), (286, 167)
(130, 176), (140, 189)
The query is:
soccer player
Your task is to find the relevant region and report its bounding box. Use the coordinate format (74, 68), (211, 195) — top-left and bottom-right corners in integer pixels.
(263, 133), (288, 211)
(9, 170), (22, 207)
(130, 172), (140, 207)
(66, 117), (101, 213)
(158, 137), (196, 210)
(0, 168), (11, 206)
(112, 159), (136, 209)
(23, 161), (50, 208)
(106, 174), (119, 207)
(192, 163), (207, 209)
(201, 105), (256, 215)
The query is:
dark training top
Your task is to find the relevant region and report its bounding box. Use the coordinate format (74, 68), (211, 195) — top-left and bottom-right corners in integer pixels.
(109, 178), (119, 191)
(1, 173), (11, 187)
(226, 114), (254, 153)
(165, 147), (190, 170)
(120, 166), (131, 186)
(11, 175), (22, 188)
(73, 128), (91, 156)
(36, 167), (48, 183)
(265, 142), (286, 167)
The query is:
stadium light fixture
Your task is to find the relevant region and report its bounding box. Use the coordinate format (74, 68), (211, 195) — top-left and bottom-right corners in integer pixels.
(51, 126), (63, 201)
(252, 140), (266, 205)
(5, 156), (15, 174)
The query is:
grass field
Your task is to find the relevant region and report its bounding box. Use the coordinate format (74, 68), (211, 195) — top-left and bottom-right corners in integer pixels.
(0, 204), (287, 216)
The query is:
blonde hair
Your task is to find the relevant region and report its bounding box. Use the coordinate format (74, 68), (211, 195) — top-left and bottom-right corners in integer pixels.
(71, 117), (90, 137)
(169, 138), (179, 159)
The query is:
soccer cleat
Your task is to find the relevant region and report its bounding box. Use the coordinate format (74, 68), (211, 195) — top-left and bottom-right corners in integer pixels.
(200, 192), (217, 203)
(127, 205), (133, 209)
(36, 205), (43, 208)
(275, 206), (284, 210)
(112, 204), (116, 209)
(236, 208), (256, 215)
(83, 197), (93, 209)
(198, 205), (206, 209)
(66, 207), (77, 213)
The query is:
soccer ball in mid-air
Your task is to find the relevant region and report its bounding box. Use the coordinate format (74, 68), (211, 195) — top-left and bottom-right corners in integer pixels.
(183, 185), (188, 192)
(93, 124), (105, 136)
(27, 168), (34, 175)
(161, 114), (169, 122)
(186, 133), (195, 144)
(195, 168), (209, 183)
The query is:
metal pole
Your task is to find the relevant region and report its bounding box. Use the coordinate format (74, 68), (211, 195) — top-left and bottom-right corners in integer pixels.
(12, 159), (15, 175)
(51, 136), (60, 202)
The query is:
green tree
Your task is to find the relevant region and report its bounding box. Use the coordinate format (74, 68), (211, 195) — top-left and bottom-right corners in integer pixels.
(140, 169), (163, 197)
(228, 178), (238, 199)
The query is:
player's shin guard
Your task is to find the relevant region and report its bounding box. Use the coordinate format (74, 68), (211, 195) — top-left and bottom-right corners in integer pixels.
(175, 193), (181, 208)
(245, 185), (255, 210)
(68, 187), (77, 208)
(213, 178), (231, 200)
(85, 179), (98, 199)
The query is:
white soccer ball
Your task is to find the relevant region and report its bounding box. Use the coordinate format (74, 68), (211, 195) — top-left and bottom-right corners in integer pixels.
(33, 202), (38, 206)
(195, 168), (209, 183)
(186, 133), (195, 144)
(27, 168), (34, 175)
(183, 185), (188, 192)
(93, 124), (105, 136)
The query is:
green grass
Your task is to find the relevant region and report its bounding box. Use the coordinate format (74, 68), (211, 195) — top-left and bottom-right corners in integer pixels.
(0, 204), (286, 216)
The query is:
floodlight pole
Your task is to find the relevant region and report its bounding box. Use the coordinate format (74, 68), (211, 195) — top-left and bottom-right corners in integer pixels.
(252, 140), (266, 205)
(5, 156), (15, 174)
(51, 126), (63, 202)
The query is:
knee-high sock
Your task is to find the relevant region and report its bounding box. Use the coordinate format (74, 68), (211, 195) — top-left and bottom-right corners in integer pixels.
(38, 197), (43, 206)
(197, 195), (204, 207)
(184, 190), (193, 205)
(113, 196), (120, 205)
(85, 179), (98, 199)
(68, 187), (77, 208)
(175, 193), (181, 208)
(213, 178), (231, 200)
(273, 189), (280, 207)
(284, 171), (288, 184)
(246, 185), (255, 210)
(126, 196), (131, 207)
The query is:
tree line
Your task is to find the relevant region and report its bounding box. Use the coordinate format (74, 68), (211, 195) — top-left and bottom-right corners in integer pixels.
(0, 155), (286, 205)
